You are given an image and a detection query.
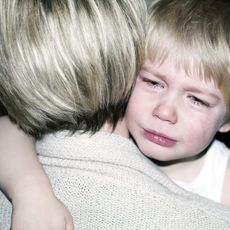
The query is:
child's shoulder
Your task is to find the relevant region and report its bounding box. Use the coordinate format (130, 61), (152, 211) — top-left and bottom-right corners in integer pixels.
(221, 144), (230, 206)
(211, 139), (230, 155)
(209, 139), (230, 206)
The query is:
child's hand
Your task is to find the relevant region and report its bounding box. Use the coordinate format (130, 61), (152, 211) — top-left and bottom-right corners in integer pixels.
(11, 183), (74, 230)
(0, 116), (74, 229)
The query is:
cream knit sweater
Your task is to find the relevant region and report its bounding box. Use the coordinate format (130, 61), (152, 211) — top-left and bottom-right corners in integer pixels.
(0, 131), (229, 229)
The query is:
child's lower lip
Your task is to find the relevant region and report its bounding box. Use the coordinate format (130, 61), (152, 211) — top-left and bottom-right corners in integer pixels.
(143, 129), (177, 147)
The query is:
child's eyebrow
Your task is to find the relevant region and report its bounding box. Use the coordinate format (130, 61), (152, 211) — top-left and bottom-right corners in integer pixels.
(185, 86), (221, 100)
(151, 71), (166, 80)
(142, 65), (222, 100)
(141, 66), (167, 80)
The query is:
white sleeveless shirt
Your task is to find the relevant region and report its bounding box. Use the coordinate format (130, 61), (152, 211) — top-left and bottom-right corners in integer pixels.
(174, 140), (230, 203)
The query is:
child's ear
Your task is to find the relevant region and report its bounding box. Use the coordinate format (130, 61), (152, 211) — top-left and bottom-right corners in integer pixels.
(219, 123), (230, 133)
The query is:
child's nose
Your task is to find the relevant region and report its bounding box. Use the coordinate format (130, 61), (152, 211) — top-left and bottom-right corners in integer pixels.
(152, 97), (177, 124)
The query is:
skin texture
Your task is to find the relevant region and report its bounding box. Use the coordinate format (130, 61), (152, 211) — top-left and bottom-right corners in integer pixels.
(126, 59), (229, 161)
(0, 116), (73, 230)
(125, 59), (230, 205)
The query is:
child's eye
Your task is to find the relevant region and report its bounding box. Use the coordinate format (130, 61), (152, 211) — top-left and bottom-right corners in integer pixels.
(142, 77), (164, 88)
(189, 96), (210, 107)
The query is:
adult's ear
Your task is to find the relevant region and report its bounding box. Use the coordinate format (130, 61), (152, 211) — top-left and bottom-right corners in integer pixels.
(219, 123), (230, 133)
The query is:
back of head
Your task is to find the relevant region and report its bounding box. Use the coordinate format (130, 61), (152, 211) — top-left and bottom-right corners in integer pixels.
(146, 0), (230, 122)
(0, 0), (146, 137)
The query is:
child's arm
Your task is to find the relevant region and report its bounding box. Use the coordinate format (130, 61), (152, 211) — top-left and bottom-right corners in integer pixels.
(222, 158), (230, 206)
(0, 116), (74, 230)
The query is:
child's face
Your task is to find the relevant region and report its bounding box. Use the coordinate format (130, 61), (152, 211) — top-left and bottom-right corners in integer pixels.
(126, 59), (230, 161)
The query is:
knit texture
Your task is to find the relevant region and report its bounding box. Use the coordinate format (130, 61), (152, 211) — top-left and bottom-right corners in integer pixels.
(0, 131), (229, 229)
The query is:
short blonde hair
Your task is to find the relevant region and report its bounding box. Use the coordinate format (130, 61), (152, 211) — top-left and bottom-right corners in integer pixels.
(146, 0), (230, 122)
(0, 0), (146, 137)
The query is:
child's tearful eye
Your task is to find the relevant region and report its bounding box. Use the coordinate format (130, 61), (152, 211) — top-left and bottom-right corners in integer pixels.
(142, 77), (165, 89)
(188, 95), (210, 107)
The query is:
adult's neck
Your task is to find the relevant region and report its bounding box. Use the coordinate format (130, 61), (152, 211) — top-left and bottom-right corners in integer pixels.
(100, 119), (129, 138)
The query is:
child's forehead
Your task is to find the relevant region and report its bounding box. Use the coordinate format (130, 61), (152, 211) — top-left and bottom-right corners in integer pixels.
(143, 56), (229, 105)
(145, 29), (230, 104)
(146, 52), (215, 80)
(146, 23), (229, 79)
(144, 58), (217, 84)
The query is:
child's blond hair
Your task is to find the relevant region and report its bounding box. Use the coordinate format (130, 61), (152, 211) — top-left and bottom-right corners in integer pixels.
(146, 0), (230, 122)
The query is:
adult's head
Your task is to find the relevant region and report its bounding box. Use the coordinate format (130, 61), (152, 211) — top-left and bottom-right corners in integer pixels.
(0, 0), (146, 138)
